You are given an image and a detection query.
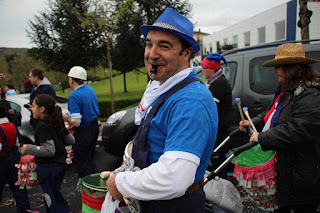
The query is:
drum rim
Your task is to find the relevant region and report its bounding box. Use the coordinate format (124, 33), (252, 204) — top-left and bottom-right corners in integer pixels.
(82, 182), (108, 192)
(82, 173), (108, 190)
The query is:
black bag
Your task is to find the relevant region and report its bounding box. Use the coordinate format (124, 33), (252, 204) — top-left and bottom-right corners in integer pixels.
(8, 111), (22, 127)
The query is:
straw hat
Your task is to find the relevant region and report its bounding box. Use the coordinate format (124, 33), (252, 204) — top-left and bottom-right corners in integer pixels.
(140, 8), (200, 56)
(263, 43), (318, 67)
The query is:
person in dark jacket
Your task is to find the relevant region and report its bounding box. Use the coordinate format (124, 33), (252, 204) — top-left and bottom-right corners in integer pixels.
(201, 53), (232, 178)
(239, 43), (320, 212)
(0, 102), (30, 213)
(21, 94), (74, 213)
(28, 68), (56, 128)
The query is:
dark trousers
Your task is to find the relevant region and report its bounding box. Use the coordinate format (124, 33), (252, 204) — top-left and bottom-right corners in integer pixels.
(274, 203), (319, 213)
(141, 187), (206, 213)
(0, 153), (30, 212)
(73, 122), (99, 178)
(37, 163), (69, 213)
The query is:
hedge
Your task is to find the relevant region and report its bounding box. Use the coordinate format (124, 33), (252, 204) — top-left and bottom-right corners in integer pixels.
(98, 99), (141, 119)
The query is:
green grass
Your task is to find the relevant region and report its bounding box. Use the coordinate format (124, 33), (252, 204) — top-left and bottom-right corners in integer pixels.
(56, 68), (148, 103)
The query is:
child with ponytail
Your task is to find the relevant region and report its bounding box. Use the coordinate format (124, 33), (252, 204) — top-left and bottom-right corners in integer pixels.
(21, 94), (74, 213)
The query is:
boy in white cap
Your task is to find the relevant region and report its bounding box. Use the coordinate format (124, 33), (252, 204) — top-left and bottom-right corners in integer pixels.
(63, 66), (100, 179)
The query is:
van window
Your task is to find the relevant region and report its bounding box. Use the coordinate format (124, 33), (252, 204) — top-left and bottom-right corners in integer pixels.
(249, 56), (278, 95)
(9, 102), (21, 113)
(196, 62), (237, 90)
(306, 51), (320, 72)
(222, 62), (236, 89)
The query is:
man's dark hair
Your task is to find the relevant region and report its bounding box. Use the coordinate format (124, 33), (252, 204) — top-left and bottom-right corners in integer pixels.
(0, 102), (7, 118)
(71, 77), (84, 85)
(178, 37), (192, 60)
(30, 68), (44, 80)
(5, 83), (15, 90)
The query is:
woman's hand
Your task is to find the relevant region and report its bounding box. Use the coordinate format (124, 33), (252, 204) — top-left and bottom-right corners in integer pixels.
(21, 144), (27, 154)
(249, 132), (259, 143)
(8, 109), (15, 114)
(239, 120), (251, 132)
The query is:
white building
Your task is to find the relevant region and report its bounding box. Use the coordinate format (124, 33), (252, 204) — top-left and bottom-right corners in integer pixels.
(200, 0), (320, 58)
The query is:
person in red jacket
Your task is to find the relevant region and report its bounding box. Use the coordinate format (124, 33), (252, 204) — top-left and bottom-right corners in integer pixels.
(0, 102), (30, 213)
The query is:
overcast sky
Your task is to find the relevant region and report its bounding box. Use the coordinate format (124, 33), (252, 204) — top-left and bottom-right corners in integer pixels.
(0, 0), (290, 48)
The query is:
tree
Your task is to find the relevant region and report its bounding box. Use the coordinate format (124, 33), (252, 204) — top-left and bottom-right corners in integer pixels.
(298, 0), (312, 43)
(111, 3), (145, 93)
(76, 0), (136, 113)
(27, 0), (104, 73)
(135, 0), (191, 25)
(0, 55), (9, 75)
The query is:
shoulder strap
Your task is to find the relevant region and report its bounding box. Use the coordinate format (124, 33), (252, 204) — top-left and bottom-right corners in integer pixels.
(145, 77), (200, 123)
(0, 126), (8, 152)
(132, 76), (201, 168)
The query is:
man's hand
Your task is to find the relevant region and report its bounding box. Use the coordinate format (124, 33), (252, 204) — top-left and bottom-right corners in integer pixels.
(63, 113), (69, 122)
(25, 104), (32, 111)
(106, 173), (123, 201)
(21, 144), (27, 154)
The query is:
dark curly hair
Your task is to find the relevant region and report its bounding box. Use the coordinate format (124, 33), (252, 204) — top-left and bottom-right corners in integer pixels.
(282, 64), (320, 89)
(34, 94), (64, 133)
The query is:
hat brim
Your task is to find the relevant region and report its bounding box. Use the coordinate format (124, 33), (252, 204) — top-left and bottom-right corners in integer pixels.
(263, 57), (318, 67)
(140, 25), (200, 56)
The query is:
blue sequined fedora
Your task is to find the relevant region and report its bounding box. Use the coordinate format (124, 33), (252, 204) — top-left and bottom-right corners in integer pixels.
(140, 8), (200, 56)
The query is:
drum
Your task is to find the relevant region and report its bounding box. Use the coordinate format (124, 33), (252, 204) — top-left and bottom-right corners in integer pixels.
(15, 154), (37, 189)
(82, 173), (108, 213)
(233, 144), (278, 211)
(65, 145), (74, 165)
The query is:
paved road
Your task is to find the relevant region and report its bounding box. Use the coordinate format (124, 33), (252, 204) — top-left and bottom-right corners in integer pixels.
(0, 142), (123, 213)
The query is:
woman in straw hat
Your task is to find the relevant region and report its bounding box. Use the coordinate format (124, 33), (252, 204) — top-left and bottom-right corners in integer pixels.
(239, 43), (320, 212)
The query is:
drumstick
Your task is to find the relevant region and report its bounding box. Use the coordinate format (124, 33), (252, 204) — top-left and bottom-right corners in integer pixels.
(236, 98), (252, 134)
(242, 107), (257, 133)
(235, 98), (245, 121)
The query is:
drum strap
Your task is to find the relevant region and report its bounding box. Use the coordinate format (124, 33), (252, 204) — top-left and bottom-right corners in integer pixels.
(0, 126), (8, 153)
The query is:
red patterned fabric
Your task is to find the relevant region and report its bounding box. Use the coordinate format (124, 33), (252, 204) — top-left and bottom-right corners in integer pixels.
(0, 122), (17, 156)
(16, 155), (37, 189)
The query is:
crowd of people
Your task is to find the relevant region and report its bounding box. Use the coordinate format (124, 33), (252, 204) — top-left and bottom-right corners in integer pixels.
(0, 7), (319, 213)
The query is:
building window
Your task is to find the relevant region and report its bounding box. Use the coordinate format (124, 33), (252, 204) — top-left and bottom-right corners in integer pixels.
(232, 35), (238, 48)
(275, 20), (285, 40)
(244, 31), (250, 46)
(209, 43), (212, 53)
(223, 38), (228, 45)
(258, 26), (266, 44)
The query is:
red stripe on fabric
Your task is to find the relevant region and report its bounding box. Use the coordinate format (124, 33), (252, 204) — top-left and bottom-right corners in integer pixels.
(263, 92), (283, 124)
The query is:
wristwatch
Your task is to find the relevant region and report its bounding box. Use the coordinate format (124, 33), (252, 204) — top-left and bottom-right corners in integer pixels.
(66, 116), (71, 122)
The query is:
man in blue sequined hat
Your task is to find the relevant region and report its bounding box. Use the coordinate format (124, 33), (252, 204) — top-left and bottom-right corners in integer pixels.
(107, 8), (218, 213)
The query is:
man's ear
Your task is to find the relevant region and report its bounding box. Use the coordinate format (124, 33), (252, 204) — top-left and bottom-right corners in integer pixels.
(184, 47), (193, 59)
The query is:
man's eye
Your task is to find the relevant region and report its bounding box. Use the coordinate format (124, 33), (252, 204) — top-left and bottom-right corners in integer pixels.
(161, 45), (169, 49)
(145, 43), (152, 47)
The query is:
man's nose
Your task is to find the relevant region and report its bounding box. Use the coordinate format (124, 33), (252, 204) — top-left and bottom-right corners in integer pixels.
(148, 46), (160, 59)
